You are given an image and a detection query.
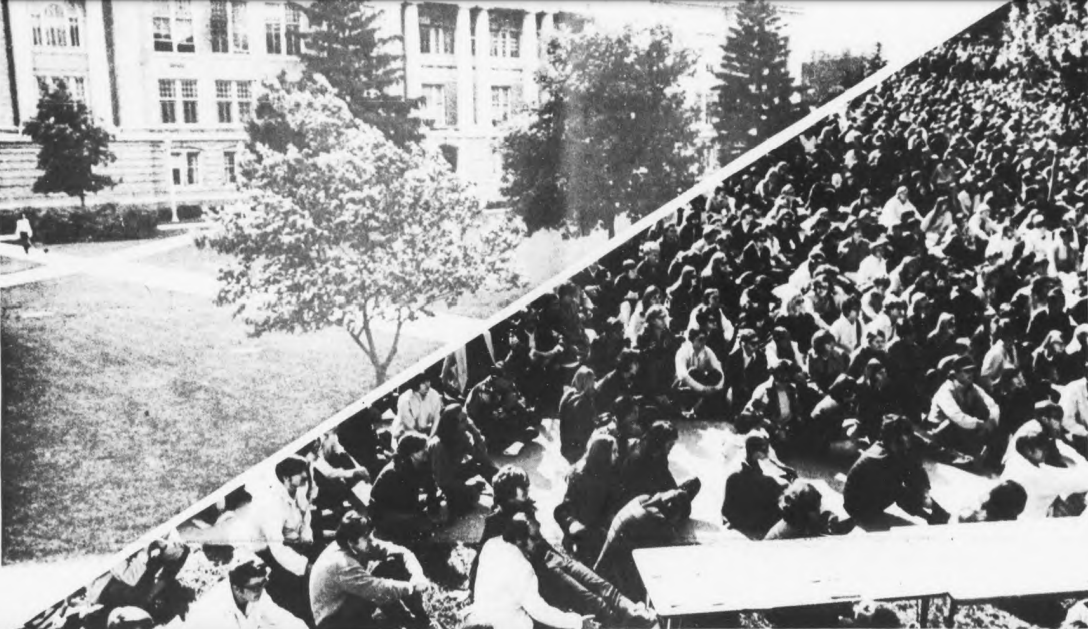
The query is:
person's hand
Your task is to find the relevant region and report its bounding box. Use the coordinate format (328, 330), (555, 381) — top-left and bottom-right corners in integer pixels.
(578, 615), (601, 629)
(409, 576), (430, 596)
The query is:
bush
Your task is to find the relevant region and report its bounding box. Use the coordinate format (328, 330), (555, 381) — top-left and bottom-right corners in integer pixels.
(0, 204), (161, 244)
(177, 204), (203, 221)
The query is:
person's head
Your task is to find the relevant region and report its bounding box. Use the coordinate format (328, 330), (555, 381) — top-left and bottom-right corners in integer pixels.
(703, 288), (721, 309)
(435, 404), (466, 446)
(1014, 422), (1050, 466)
(415, 379), (432, 396)
(644, 420), (679, 458)
(885, 297), (906, 322)
(645, 304), (668, 331)
(786, 293), (805, 316)
(842, 296), (861, 323)
(936, 312), (956, 334)
(778, 480), (823, 530)
(828, 374), (858, 403)
(688, 327), (708, 352)
(896, 185), (909, 203)
(613, 395), (643, 438)
(879, 414), (914, 455)
(1034, 400), (1063, 435)
(948, 355), (977, 387)
(227, 553), (270, 608)
(558, 281), (578, 305)
(866, 328), (887, 352)
(335, 510), (376, 556)
(395, 432), (429, 468)
(737, 328), (758, 354)
(745, 431), (770, 463)
(616, 348), (641, 378)
(492, 464), (531, 508)
(642, 285), (662, 307)
(812, 330), (834, 357)
(273, 456), (309, 494)
(583, 433), (619, 471)
(105, 607), (154, 629)
(502, 513), (533, 555)
(571, 365), (596, 394)
(864, 358), (888, 386)
(643, 488), (691, 525)
(771, 359), (796, 385)
(981, 480), (1027, 521)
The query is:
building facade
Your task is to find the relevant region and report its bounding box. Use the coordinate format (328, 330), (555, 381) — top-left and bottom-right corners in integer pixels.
(0, 1), (799, 216)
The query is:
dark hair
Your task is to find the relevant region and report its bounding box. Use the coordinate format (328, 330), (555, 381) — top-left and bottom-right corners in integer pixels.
(645, 420), (679, 451)
(493, 464), (530, 507)
(274, 456), (308, 483)
(396, 432), (428, 458)
(616, 348), (641, 373)
(702, 288), (720, 304)
(228, 555), (269, 587)
(982, 480), (1027, 521)
(841, 295), (861, 315)
(879, 414), (913, 446)
(435, 404), (463, 445)
(502, 513), (532, 545)
(778, 481), (822, 528)
(335, 510), (374, 547)
(687, 327), (707, 342)
(613, 395), (639, 421)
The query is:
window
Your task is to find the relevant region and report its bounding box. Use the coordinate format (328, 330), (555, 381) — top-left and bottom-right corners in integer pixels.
(159, 79), (177, 123)
(171, 151), (200, 186)
(153, 0), (195, 53)
(159, 79), (198, 124)
(423, 84), (454, 127)
(31, 3), (81, 48)
(490, 17), (520, 58)
(223, 150), (237, 183)
(210, 0), (249, 53)
(215, 80), (252, 124)
(419, 13), (454, 54)
(264, 3), (282, 54)
(491, 86), (512, 124)
(285, 4), (302, 55)
(36, 75), (86, 102)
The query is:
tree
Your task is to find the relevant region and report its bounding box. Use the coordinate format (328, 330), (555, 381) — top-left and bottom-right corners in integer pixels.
(502, 25), (704, 237)
(713, 0), (798, 162)
(22, 81), (117, 207)
(866, 42), (887, 76)
(300, 0), (424, 148)
(801, 50), (870, 109)
(205, 78), (523, 385)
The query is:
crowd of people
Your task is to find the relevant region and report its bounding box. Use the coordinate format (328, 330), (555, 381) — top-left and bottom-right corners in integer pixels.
(30, 3), (1088, 629)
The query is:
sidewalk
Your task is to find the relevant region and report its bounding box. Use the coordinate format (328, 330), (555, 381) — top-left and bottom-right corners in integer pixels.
(0, 554), (114, 629)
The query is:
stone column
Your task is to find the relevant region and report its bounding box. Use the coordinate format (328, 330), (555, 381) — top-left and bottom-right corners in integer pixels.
(402, 2), (421, 100)
(473, 7), (490, 128)
(7, 1), (37, 126)
(84, 0), (113, 127)
(520, 10), (538, 107)
(454, 4), (472, 129)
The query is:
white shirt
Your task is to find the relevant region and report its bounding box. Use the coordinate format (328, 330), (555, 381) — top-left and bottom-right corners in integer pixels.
(829, 315), (863, 354)
(470, 538), (582, 629)
(245, 476), (312, 576)
(393, 388), (443, 439)
(674, 341), (723, 389)
(1061, 378), (1088, 439)
(880, 195), (915, 228)
(928, 381), (1000, 430)
(165, 578), (306, 629)
(1001, 438), (1088, 519)
(15, 217), (32, 237)
(855, 254), (888, 286)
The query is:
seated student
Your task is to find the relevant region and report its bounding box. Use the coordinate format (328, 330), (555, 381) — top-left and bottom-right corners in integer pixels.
(957, 480), (1028, 523)
(558, 366), (600, 462)
(829, 295), (865, 355)
(336, 408), (392, 481)
(847, 329), (888, 378)
(673, 327), (725, 418)
(309, 511), (430, 629)
(427, 404), (497, 517)
(806, 329), (849, 394)
(476, 466), (656, 628)
(804, 374), (863, 459)
(619, 420), (680, 506)
(369, 434), (442, 544)
(592, 395), (647, 466)
(90, 538), (190, 625)
(844, 415), (950, 526)
(1000, 420), (1088, 519)
(1062, 373), (1088, 453)
(724, 328), (770, 414)
(393, 379), (443, 440)
(594, 482), (701, 603)
(555, 435), (621, 566)
(248, 456), (318, 624)
(722, 432), (793, 539)
(466, 514), (600, 629)
(744, 359), (807, 453)
(764, 480), (854, 541)
(928, 355), (1001, 466)
(466, 368), (538, 452)
(595, 349), (641, 417)
(167, 553), (306, 629)
(310, 432), (372, 533)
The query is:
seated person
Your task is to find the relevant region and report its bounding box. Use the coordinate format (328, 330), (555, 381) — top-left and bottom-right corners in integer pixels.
(336, 408), (391, 481)
(369, 434), (442, 544)
(558, 366), (600, 462)
(764, 480), (853, 540)
(476, 466), (656, 628)
(1001, 421), (1088, 519)
(722, 432), (793, 539)
(724, 328), (770, 416)
(90, 538), (190, 625)
(466, 514), (600, 629)
(309, 511), (430, 629)
(844, 415), (950, 526)
(928, 355), (1001, 466)
(618, 421), (680, 508)
(310, 433), (372, 534)
(593, 482), (701, 603)
(392, 379), (442, 440)
(957, 480), (1028, 523)
(555, 435), (621, 566)
(673, 328), (725, 418)
(466, 368), (538, 452)
(804, 374), (863, 459)
(427, 404), (497, 516)
(744, 359), (808, 454)
(167, 553), (305, 629)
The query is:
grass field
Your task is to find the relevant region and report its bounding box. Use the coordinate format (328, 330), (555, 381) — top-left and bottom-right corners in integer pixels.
(1, 268), (442, 563)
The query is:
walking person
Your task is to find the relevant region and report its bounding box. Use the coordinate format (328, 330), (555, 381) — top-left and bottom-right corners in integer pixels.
(16, 212), (34, 254)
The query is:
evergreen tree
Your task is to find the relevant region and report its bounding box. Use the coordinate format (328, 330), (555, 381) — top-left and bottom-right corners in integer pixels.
(713, 0), (798, 162)
(866, 42), (888, 75)
(502, 27), (703, 237)
(22, 82), (117, 207)
(301, 0), (424, 148)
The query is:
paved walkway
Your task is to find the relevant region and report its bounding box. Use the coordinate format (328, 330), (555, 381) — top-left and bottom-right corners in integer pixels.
(0, 231), (485, 344)
(0, 554), (115, 629)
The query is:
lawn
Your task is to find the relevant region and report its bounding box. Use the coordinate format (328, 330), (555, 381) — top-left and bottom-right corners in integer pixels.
(1, 272), (442, 563)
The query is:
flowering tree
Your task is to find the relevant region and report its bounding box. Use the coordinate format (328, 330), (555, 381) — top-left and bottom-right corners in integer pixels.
(204, 78), (524, 384)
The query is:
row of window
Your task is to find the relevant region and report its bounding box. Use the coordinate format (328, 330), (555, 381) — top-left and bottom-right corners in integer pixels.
(172, 150), (237, 187)
(158, 79), (252, 125)
(420, 84), (515, 127)
(419, 17), (522, 58)
(153, 0), (301, 55)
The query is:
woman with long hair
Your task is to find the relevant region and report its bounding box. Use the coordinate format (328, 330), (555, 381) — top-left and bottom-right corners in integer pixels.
(558, 366), (599, 461)
(554, 434), (621, 565)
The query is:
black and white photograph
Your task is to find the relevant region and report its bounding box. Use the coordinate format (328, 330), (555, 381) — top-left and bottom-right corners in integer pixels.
(3, 0), (1087, 628)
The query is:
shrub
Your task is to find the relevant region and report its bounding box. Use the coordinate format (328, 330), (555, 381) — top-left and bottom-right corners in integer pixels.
(0, 204), (160, 244)
(177, 205), (203, 221)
